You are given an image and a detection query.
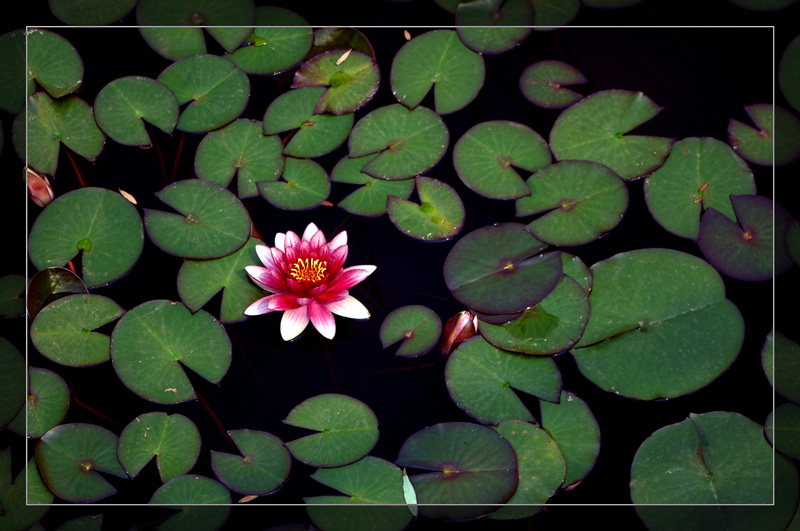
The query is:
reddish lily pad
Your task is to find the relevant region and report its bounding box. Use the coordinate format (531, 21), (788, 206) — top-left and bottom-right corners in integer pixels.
(0, 337), (24, 429)
(728, 103), (800, 166)
(380, 305), (442, 358)
(211, 429), (291, 495)
(519, 60), (587, 109)
(331, 154), (415, 218)
(27, 267), (88, 321)
(779, 35), (800, 113)
(227, 7), (312, 76)
(25, 367), (70, 439)
(387, 176), (465, 242)
(118, 412), (201, 483)
(258, 157), (330, 211)
(456, 0), (533, 55)
(292, 50), (380, 115)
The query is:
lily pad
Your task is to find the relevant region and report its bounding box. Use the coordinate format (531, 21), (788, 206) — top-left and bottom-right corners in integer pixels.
(258, 157), (330, 211)
(110, 300), (232, 405)
(395, 421), (518, 521)
(519, 60), (587, 109)
(728, 103), (800, 166)
(455, 0), (533, 55)
(309, 27), (375, 60)
(0, 30), (26, 114)
(0, 455), (53, 531)
(454, 120), (550, 200)
(531, 0), (581, 28)
(644, 137), (756, 240)
(779, 34), (800, 113)
(387, 176), (465, 242)
(560, 252), (592, 293)
(292, 50), (380, 115)
(348, 104), (449, 180)
(36, 423), (128, 503)
(93, 76), (179, 147)
(263, 87), (354, 158)
(571, 249), (744, 400)
(27, 267), (88, 321)
(284, 394), (379, 468)
(764, 330), (800, 405)
(443, 223), (562, 315)
(0, 274), (25, 318)
(517, 160), (628, 246)
(390, 29), (485, 115)
(55, 515), (103, 531)
(49, 0), (137, 25)
(149, 475), (231, 529)
(27, 29), (83, 99)
(767, 402), (800, 459)
(331, 154), (415, 218)
(211, 429), (291, 495)
(549, 89), (673, 180)
(30, 294), (124, 367)
(144, 179), (250, 260)
(118, 412), (201, 483)
(26, 367), (70, 439)
(157, 55), (250, 133)
(227, 7), (312, 76)
(380, 305), (442, 358)
(28, 188), (144, 288)
(0, 337), (24, 429)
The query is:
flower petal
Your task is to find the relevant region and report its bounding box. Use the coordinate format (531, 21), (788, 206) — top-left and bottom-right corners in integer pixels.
(329, 265), (377, 290)
(328, 231), (347, 251)
(285, 230), (301, 250)
(281, 307), (310, 341)
(302, 222), (320, 241)
(256, 245), (277, 269)
(268, 294), (302, 311)
(244, 295), (277, 316)
(245, 265), (289, 293)
(275, 233), (286, 252)
(271, 247), (287, 272)
(326, 295), (370, 319)
(310, 228), (327, 249)
(309, 301), (336, 339)
(328, 245), (348, 272)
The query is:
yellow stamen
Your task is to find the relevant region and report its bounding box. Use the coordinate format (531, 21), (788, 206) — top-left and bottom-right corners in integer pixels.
(289, 258), (327, 283)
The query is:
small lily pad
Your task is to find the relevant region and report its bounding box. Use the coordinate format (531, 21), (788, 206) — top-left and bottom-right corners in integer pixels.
(0, 30), (26, 114)
(49, 0), (137, 25)
(227, 7), (312, 76)
(292, 50), (380, 115)
(387, 176), (465, 242)
(779, 34), (800, 113)
(26, 29), (83, 99)
(0, 274), (25, 318)
(26, 367), (70, 439)
(0, 455), (53, 531)
(331, 154), (415, 218)
(728, 103), (800, 166)
(211, 429), (291, 496)
(379, 305), (442, 358)
(766, 402), (800, 459)
(27, 267), (88, 321)
(118, 412), (201, 483)
(519, 60), (587, 109)
(455, 0), (533, 55)
(149, 475), (232, 527)
(258, 157), (330, 211)
(764, 330), (800, 405)
(284, 394), (379, 468)
(0, 337), (24, 429)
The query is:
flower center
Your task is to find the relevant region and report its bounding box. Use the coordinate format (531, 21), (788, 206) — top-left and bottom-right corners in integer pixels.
(290, 258), (327, 283)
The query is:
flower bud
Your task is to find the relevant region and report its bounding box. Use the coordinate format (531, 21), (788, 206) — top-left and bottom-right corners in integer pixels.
(26, 168), (54, 207)
(439, 310), (478, 356)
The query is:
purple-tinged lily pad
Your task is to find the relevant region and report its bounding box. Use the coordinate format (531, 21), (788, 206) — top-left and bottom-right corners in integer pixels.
(387, 176), (465, 242)
(380, 305), (442, 358)
(779, 34), (800, 113)
(519, 60), (586, 109)
(27, 267), (88, 321)
(292, 50), (379, 115)
(25, 367), (70, 439)
(309, 27), (374, 59)
(456, 0), (533, 55)
(118, 412), (201, 483)
(331, 154), (415, 218)
(258, 157), (330, 211)
(211, 429), (291, 496)
(728, 103), (800, 166)
(227, 7), (312, 76)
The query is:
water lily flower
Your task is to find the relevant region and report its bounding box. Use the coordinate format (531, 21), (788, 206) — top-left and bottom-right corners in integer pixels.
(244, 222), (376, 341)
(26, 167), (54, 207)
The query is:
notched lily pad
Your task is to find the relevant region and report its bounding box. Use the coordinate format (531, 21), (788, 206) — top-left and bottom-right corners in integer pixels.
(380, 305), (442, 358)
(387, 176), (465, 242)
(227, 7), (312, 76)
(519, 60), (587, 109)
(26, 29), (83, 99)
(212, 429), (291, 496)
(455, 0), (533, 55)
(27, 267), (88, 321)
(728, 103), (800, 166)
(331, 154), (415, 218)
(25, 367), (70, 439)
(118, 412), (201, 483)
(292, 50), (380, 115)
(258, 157), (330, 211)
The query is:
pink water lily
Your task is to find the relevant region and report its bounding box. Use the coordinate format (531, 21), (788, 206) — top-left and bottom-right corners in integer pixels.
(244, 222), (376, 341)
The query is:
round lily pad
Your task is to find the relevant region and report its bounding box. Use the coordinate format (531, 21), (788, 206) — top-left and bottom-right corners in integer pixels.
(26, 367), (70, 439)
(284, 394), (379, 468)
(118, 412), (201, 483)
(258, 157), (330, 211)
(30, 294), (124, 367)
(27, 29), (83, 99)
(764, 330), (800, 405)
(36, 423), (128, 503)
(519, 60), (587, 109)
(211, 429), (291, 496)
(455, 0), (533, 55)
(331, 154), (415, 218)
(227, 7), (312, 76)
(445, 336), (561, 425)
(0, 455), (53, 531)
(454, 121), (550, 200)
(157, 55), (250, 133)
(110, 300), (232, 405)
(550, 89), (673, 180)
(779, 34), (800, 113)
(644, 137), (756, 240)
(0, 30), (26, 114)
(517, 160), (628, 246)
(0, 337), (24, 429)
(571, 249), (744, 400)
(728, 103), (800, 166)
(149, 475), (232, 524)
(387, 176), (465, 242)
(93, 76), (178, 147)
(49, 0), (137, 25)
(560, 252), (592, 293)
(310, 27), (375, 59)
(144, 179), (250, 260)
(0, 274), (25, 318)
(766, 402), (800, 459)
(28, 188), (144, 288)
(531, 0), (581, 28)
(292, 50), (380, 115)
(379, 305), (442, 358)
(348, 104), (449, 180)
(443, 223), (562, 315)
(27, 267), (88, 321)
(395, 421), (518, 521)
(390, 29), (485, 115)
(263, 87), (354, 158)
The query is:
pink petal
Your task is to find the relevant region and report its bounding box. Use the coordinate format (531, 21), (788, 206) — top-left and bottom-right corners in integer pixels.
(298, 240), (311, 255)
(328, 231), (348, 251)
(275, 233), (286, 252)
(302, 222), (320, 241)
(268, 294), (302, 311)
(328, 245), (348, 272)
(245, 266), (289, 293)
(326, 295), (370, 319)
(329, 265), (376, 290)
(285, 230), (301, 250)
(281, 307), (310, 341)
(310, 228), (327, 249)
(315, 288), (349, 303)
(255, 245), (277, 269)
(309, 301), (336, 339)
(270, 247), (287, 272)
(244, 295), (277, 316)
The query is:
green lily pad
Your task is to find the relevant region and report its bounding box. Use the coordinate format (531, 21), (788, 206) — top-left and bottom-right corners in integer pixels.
(779, 34), (800, 113)
(395, 422), (518, 521)
(30, 294), (123, 367)
(765, 330), (800, 405)
(0, 455), (53, 531)
(560, 252), (592, 293)
(0, 337), (24, 428)
(787, 219), (800, 266)
(539, 390), (600, 487)
(531, 0), (581, 28)
(433, 0), (459, 13)
(390, 29), (485, 115)
(49, 0), (137, 24)
(728, 0), (796, 10)
(517, 160), (628, 246)
(258, 157), (330, 211)
(93, 76), (179, 147)
(455, 0), (533, 55)
(766, 402), (800, 459)
(284, 394), (379, 468)
(157, 54), (249, 133)
(571, 249), (744, 400)
(178, 237), (266, 324)
(149, 475), (231, 529)
(292, 50), (380, 115)
(644, 137), (756, 240)
(0, 275), (25, 318)
(27, 29), (83, 99)
(728, 103), (800, 166)
(227, 7), (312, 76)
(263, 87), (354, 158)
(0, 30), (27, 114)
(454, 120), (550, 200)
(15, 92), (105, 176)
(550, 89), (673, 180)
(118, 412), (201, 483)
(28, 188), (144, 288)
(144, 179), (250, 259)
(310, 27), (374, 59)
(27, 267), (88, 321)
(443, 223), (562, 315)
(445, 336), (561, 425)
(331, 154), (415, 218)
(387, 176), (465, 242)
(519, 60), (586, 108)
(379, 305), (442, 358)
(36, 423), (127, 503)
(26, 367), (70, 439)
(110, 300), (232, 405)
(479, 275), (590, 355)
(348, 104), (449, 180)
(211, 429), (291, 496)
(55, 515), (103, 531)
